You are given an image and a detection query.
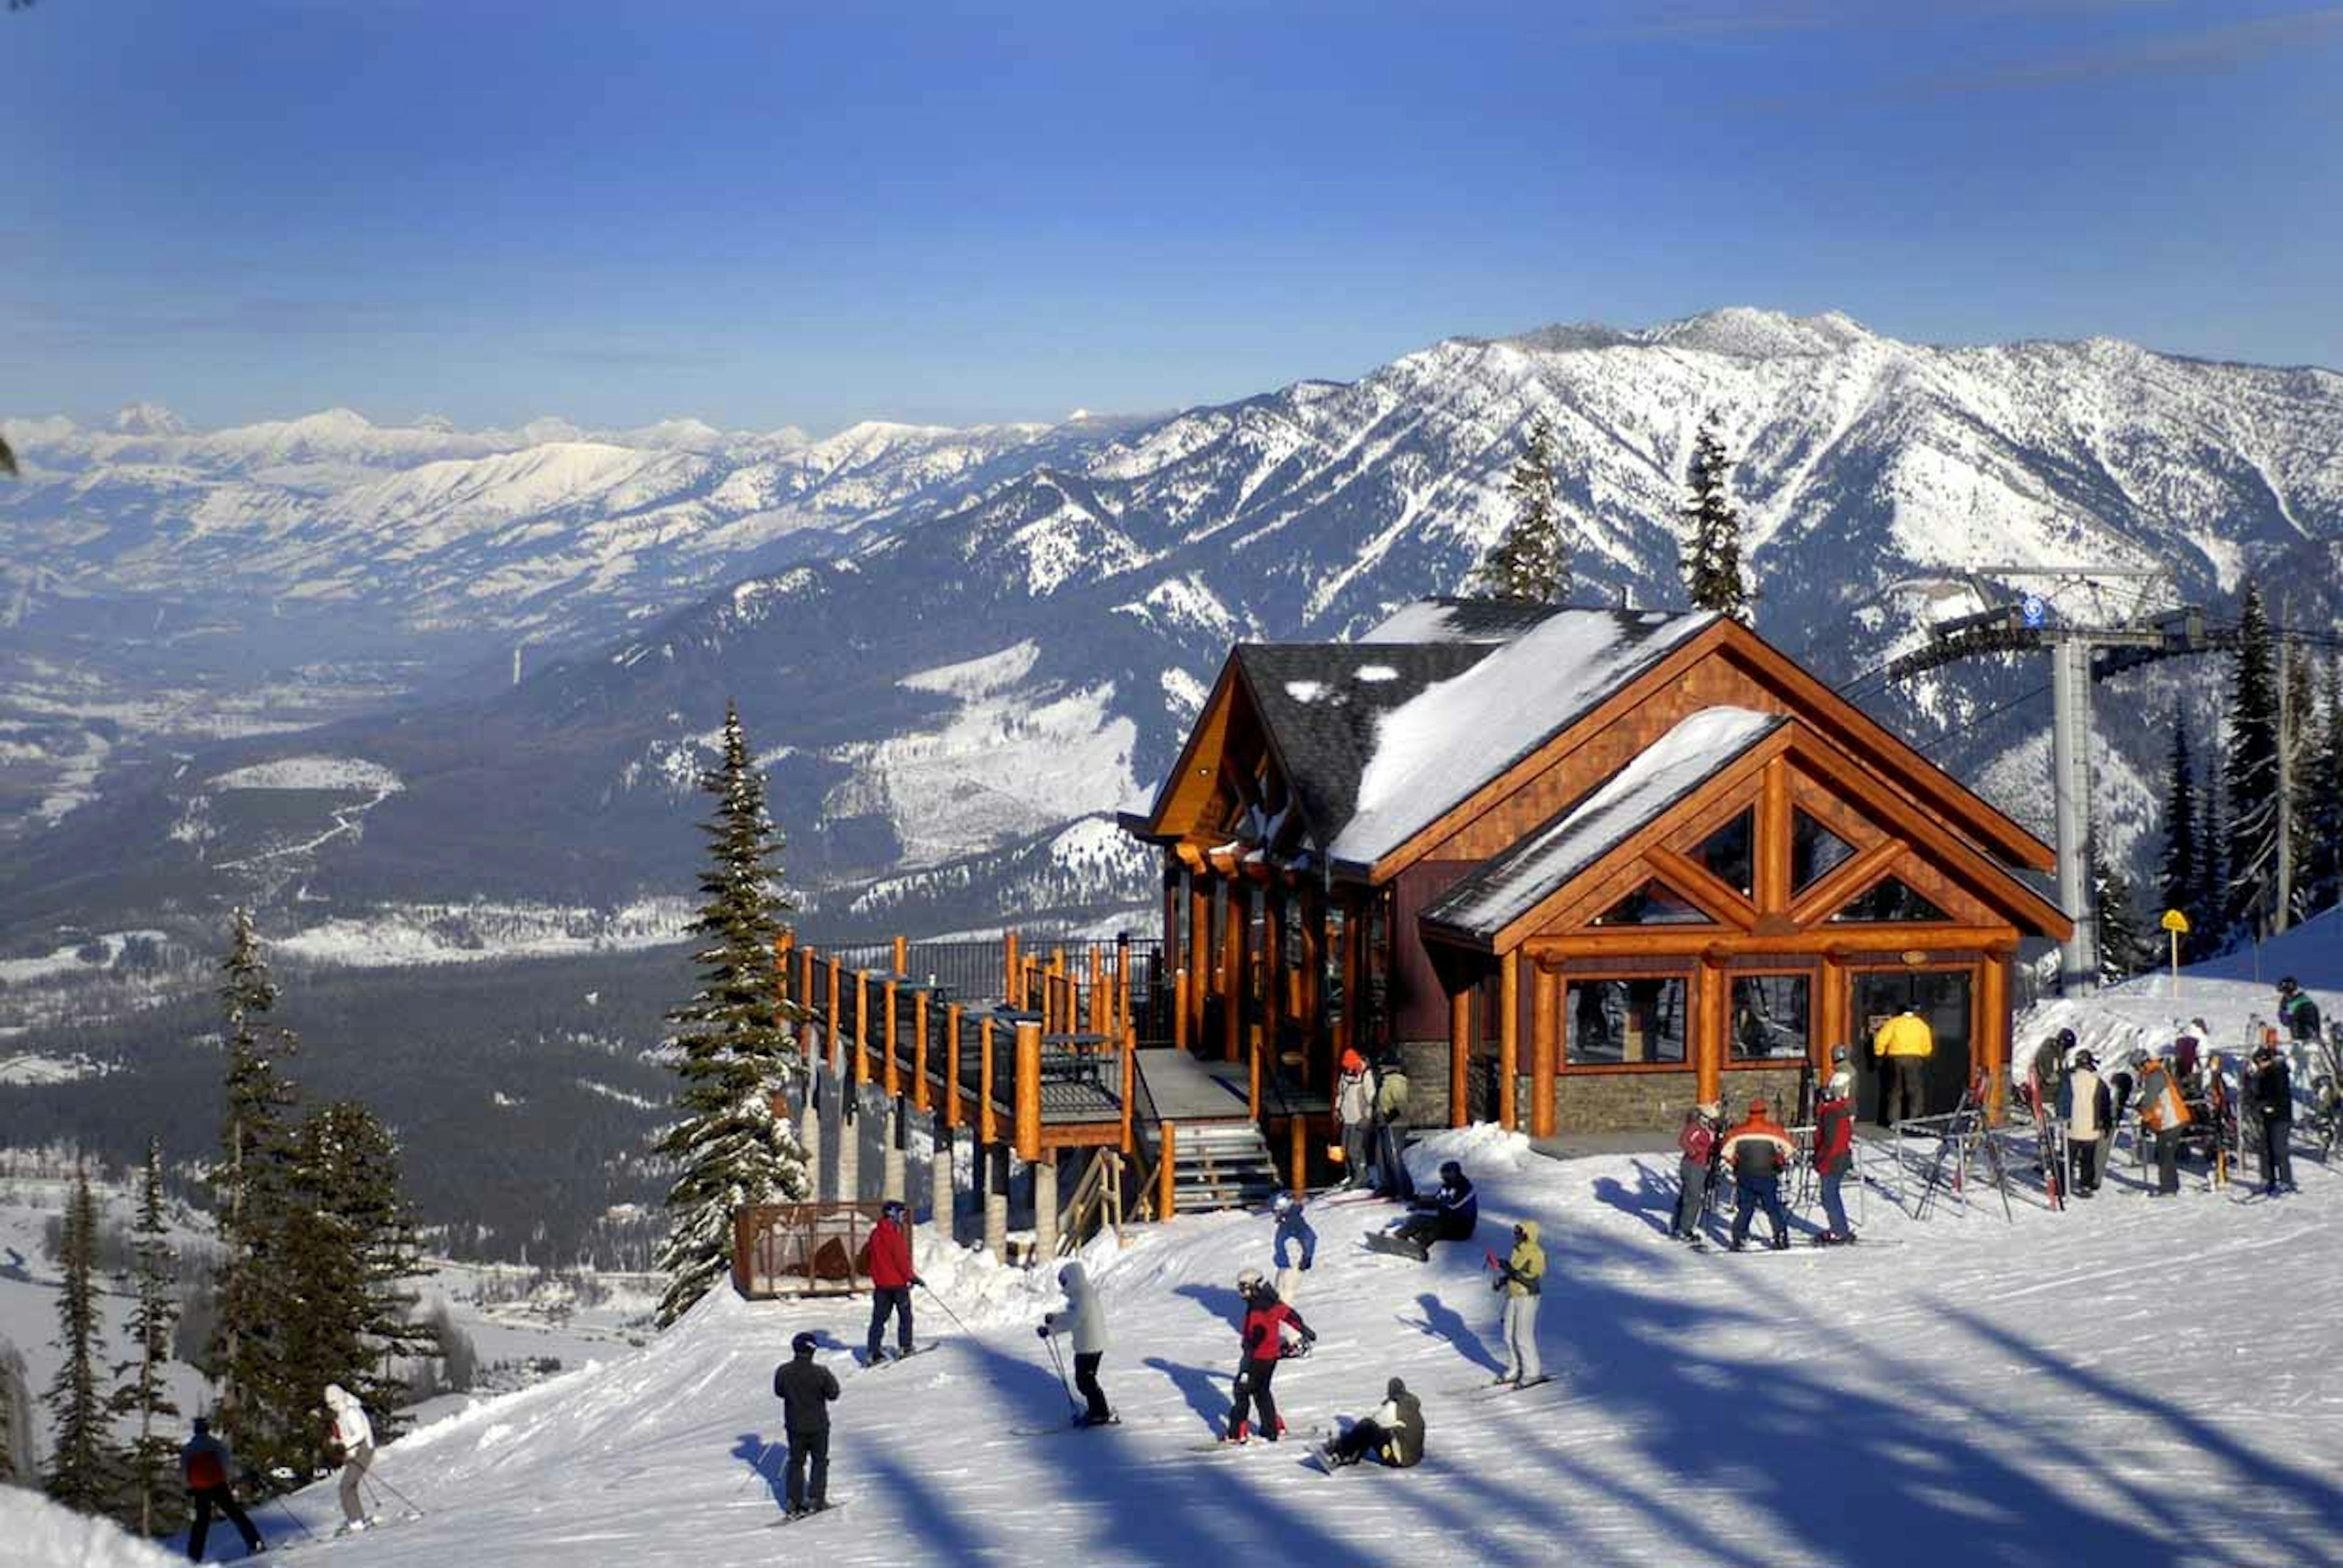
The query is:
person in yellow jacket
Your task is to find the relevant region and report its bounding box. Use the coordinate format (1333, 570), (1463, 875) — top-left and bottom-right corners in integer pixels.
(1484, 1221), (1547, 1389)
(2134, 1055), (2192, 1196)
(1873, 1006), (1935, 1127)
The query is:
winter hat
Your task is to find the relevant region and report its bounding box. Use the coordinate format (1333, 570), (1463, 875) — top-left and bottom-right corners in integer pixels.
(1697, 1100), (1722, 1119)
(1386, 1377), (1408, 1400)
(1237, 1268), (1264, 1292)
(191, 1416), (209, 1436)
(1830, 1043), (1849, 1065)
(791, 1331), (819, 1356)
(1341, 1049), (1366, 1074)
(881, 1199), (907, 1220)
(2073, 1050), (2096, 1070)
(2057, 1027), (2078, 1051)
(1439, 1160), (1463, 1183)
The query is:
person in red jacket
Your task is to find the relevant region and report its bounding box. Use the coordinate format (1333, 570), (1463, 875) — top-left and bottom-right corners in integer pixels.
(1813, 1062), (1859, 1244)
(182, 1415), (265, 1559)
(863, 1200), (923, 1364)
(1223, 1270), (1314, 1444)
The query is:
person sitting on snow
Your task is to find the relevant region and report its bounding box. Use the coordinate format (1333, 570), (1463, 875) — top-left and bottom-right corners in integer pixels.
(1038, 1261), (1114, 1426)
(1722, 1098), (1794, 1251)
(1386, 1160), (1476, 1262)
(1319, 1376), (1426, 1470)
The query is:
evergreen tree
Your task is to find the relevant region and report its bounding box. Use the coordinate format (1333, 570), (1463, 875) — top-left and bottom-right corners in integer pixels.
(1679, 414), (1747, 620)
(2281, 639), (2317, 922)
(654, 702), (812, 1328)
(43, 1165), (118, 1513)
(209, 908), (303, 1474)
(2090, 840), (2150, 984)
(110, 1141), (179, 1537)
(2197, 764), (2229, 952)
(0, 1340), (31, 1487)
(1470, 414), (1570, 603)
(2222, 584), (2281, 938)
(2308, 655), (2343, 913)
(2156, 700), (2199, 946)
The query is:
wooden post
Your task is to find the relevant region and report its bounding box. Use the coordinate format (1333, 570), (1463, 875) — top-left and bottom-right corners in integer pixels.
(979, 1020), (998, 1145)
(1758, 758), (1793, 913)
(892, 934), (908, 976)
(1034, 1151), (1059, 1260)
(1262, 883), (1284, 1081)
(1120, 1018), (1137, 1154)
(929, 1118), (955, 1242)
(1300, 888), (1325, 1090)
(1187, 874), (1209, 1051)
(826, 958), (843, 1074)
(1336, 904), (1360, 1068)
(775, 931), (793, 1010)
(984, 1143), (1009, 1262)
(912, 988), (932, 1112)
(1449, 985), (1472, 1129)
(1004, 933), (1021, 1008)
(882, 977), (900, 1097)
(1695, 958), (1724, 1109)
(1289, 1113), (1307, 1194)
(944, 1004), (965, 1131)
(882, 1096), (905, 1204)
(1498, 951), (1521, 1132)
(1223, 884), (1245, 1062)
(1980, 955), (2009, 1121)
(800, 948), (818, 1062)
(1174, 967), (1191, 1061)
(1530, 964), (1558, 1139)
(1089, 946), (1105, 1037)
(855, 969), (871, 1086)
(1014, 1021), (1044, 1161)
(1117, 940), (1134, 1049)
(1157, 1122), (1178, 1220)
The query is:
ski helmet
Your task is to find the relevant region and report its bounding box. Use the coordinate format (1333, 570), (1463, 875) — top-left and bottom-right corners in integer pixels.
(1237, 1268), (1263, 1293)
(1272, 1192), (1295, 1215)
(1830, 1043), (1849, 1065)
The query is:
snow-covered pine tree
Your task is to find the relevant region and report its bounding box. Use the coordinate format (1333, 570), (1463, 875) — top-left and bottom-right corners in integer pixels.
(1469, 414), (1570, 603)
(44, 1165), (120, 1514)
(1679, 414), (1747, 620)
(653, 702), (811, 1329)
(2281, 639), (2317, 922)
(0, 1340), (31, 1486)
(2196, 763), (2228, 954)
(2222, 584), (2280, 938)
(110, 1140), (179, 1537)
(2156, 701), (2199, 950)
(2308, 655), (2343, 915)
(2090, 839), (2150, 984)
(209, 908), (303, 1473)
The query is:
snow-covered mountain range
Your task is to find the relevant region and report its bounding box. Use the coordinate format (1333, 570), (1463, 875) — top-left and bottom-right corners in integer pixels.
(4, 308), (2341, 960)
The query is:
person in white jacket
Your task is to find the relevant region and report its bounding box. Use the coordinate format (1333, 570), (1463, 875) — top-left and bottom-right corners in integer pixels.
(1037, 1262), (1113, 1427)
(322, 1382), (375, 1533)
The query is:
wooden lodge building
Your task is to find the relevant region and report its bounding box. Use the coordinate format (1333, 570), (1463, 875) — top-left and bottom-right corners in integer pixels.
(1119, 599), (2073, 1145)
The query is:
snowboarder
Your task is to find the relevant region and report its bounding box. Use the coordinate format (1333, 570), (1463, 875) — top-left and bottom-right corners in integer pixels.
(1813, 1065), (1857, 1242)
(1873, 1005), (1934, 1126)
(2136, 1056), (2192, 1196)
(1485, 1220), (1546, 1387)
(2248, 1042), (2296, 1195)
(181, 1415), (265, 1561)
(1224, 1272), (1313, 1443)
(2278, 977), (2323, 1044)
(2059, 1049), (2113, 1198)
(863, 1199), (921, 1364)
(1372, 1059), (1414, 1200)
(772, 1329), (841, 1518)
(1319, 1376), (1425, 1470)
(1334, 1051), (1375, 1188)
(320, 1383), (374, 1535)
(1386, 1160), (1476, 1262)
(1722, 1098), (1794, 1251)
(1037, 1261), (1113, 1426)
(1271, 1191), (1317, 1301)
(1671, 1100), (1724, 1242)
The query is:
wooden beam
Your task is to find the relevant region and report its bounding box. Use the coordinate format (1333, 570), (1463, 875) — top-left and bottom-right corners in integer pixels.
(855, 970), (870, 1086)
(1646, 846), (1760, 929)
(1980, 954), (2008, 1122)
(1788, 839), (1904, 929)
(979, 1020), (997, 1144)
(1695, 956), (1724, 1107)
(1449, 986), (1472, 1129)
(1014, 1022), (1043, 1160)
(1498, 952), (1520, 1131)
(826, 958), (843, 1075)
(892, 935), (908, 976)
(1530, 964), (1557, 1138)
(1157, 1123), (1178, 1220)
(1187, 874), (1210, 1052)
(944, 1004), (964, 1131)
(1223, 883), (1245, 1063)
(1004, 933), (1020, 1009)
(912, 988), (931, 1113)
(1262, 881), (1284, 1090)
(1525, 924), (2018, 962)
(1757, 757), (1793, 913)
(882, 977), (899, 1097)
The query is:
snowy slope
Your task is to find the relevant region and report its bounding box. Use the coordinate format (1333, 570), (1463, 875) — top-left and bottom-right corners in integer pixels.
(194, 1118), (2343, 1568)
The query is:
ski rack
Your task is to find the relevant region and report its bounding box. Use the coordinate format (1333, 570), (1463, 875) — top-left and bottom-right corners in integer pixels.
(1901, 1090), (2015, 1224)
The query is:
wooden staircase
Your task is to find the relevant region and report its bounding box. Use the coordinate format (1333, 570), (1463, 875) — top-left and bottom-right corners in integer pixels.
(1162, 1120), (1283, 1213)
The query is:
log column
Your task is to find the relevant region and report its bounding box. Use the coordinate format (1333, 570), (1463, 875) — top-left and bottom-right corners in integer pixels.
(1223, 882), (1246, 1063)
(1448, 985), (1472, 1129)
(1695, 956), (1725, 1109)
(1498, 952), (1521, 1132)
(1530, 963), (1558, 1139)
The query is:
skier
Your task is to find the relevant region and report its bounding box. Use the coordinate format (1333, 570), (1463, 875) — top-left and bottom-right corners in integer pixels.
(2135, 1055), (2192, 1196)
(1485, 1220), (1546, 1387)
(315, 1384), (376, 1535)
(1386, 1159), (1476, 1262)
(1223, 1272), (1314, 1444)
(1334, 1050), (1375, 1188)
(1670, 1100), (1724, 1242)
(2248, 1041), (2296, 1195)
(863, 1199), (921, 1364)
(1813, 1064), (1857, 1243)
(2059, 1049), (2112, 1198)
(1270, 1192), (1317, 1307)
(181, 1415), (265, 1561)
(1318, 1376), (1425, 1470)
(1372, 1059), (1414, 1200)
(1873, 1005), (1934, 1127)
(2278, 977), (2323, 1044)
(1038, 1260), (1114, 1425)
(1722, 1098), (1794, 1251)
(772, 1329), (841, 1518)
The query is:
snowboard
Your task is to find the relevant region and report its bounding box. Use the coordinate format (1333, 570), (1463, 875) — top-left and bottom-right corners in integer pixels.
(1361, 1232), (1426, 1260)
(855, 1342), (941, 1370)
(277, 1513), (417, 1555)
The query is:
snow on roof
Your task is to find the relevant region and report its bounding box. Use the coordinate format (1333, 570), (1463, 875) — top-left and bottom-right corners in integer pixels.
(1424, 706), (1783, 940)
(1359, 597), (1571, 644)
(1329, 608), (1717, 865)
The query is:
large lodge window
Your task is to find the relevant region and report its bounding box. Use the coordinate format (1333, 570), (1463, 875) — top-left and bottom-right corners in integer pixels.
(1791, 810), (1856, 892)
(1694, 808), (1755, 897)
(1830, 876), (1949, 923)
(1730, 974), (1811, 1061)
(1567, 976), (1688, 1066)
(1593, 881), (1709, 926)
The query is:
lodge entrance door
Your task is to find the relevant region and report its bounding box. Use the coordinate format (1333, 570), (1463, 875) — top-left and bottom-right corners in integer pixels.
(1849, 968), (1973, 1124)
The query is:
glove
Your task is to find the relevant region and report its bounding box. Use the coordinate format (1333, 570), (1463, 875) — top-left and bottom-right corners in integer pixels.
(1491, 1275), (1506, 1292)
(912, 1276), (926, 1289)
(1302, 1329), (1316, 1345)
(1036, 1325), (1049, 1339)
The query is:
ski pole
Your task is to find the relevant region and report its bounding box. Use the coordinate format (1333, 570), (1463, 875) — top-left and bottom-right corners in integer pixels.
(916, 1278), (974, 1339)
(267, 1493), (318, 1543)
(364, 1467), (427, 1518)
(1040, 1324), (1082, 1419)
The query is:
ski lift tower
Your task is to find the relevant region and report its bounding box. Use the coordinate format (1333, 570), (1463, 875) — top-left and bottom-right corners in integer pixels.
(1876, 564), (2205, 998)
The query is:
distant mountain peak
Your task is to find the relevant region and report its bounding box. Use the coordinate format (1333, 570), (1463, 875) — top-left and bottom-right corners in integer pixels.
(1639, 306), (1875, 358)
(110, 401), (188, 436)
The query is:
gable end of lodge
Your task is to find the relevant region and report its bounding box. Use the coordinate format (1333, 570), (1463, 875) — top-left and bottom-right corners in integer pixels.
(1118, 598), (2071, 1145)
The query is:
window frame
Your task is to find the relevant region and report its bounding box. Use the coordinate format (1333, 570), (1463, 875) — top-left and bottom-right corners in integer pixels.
(1559, 965), (1697, 1074)
(1724, 969), (1816, 1066)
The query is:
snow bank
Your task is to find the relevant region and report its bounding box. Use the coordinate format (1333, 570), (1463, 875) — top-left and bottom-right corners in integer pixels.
(0, 1487), (181, 1567)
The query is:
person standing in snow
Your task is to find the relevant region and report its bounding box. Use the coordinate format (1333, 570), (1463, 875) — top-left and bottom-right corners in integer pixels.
(1386, 1160), (1476, 1262)
(1671, 1100), (1724, 1242)
(2059, 1049), (2112, 1198)
(862, 1199), (922, 1364)
(772, 1329), (841, 1517)
(2248, 1042), (2296, 1195)
(1224, 1271), (1314, 1444)
(2278, 977), (2322, 1044)
(1319, 1377), (1425, 1470)
(1335, 1051), (1375, 1189)
(1813, 1063), (1858, 1243)
(1485, 1220), (1546, 1387)
(1873, 1005), (1934, 1126)
(1271, 1192), (1317, 1306)
(1372, 1059), (1414, 1200)
(181, 1415), (265, 1561)
(1722, 1098), (1794, 1251)
(320, 1383), (374, 1534)
(1038, 1261), (1114, 1426)
(2135, 1056), (2192, 1196)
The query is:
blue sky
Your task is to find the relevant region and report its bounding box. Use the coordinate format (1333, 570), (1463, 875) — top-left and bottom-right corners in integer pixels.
(6, 1), (2341, 431)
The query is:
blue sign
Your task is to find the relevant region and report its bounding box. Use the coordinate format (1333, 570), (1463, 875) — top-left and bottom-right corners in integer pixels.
(2021, 594), (2049, 629)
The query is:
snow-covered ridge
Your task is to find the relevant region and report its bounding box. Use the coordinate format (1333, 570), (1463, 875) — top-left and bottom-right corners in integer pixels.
(211, 754), (405, 793)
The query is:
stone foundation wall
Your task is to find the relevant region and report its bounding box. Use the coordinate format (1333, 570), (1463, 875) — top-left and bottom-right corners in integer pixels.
(1550, 1071), (1702, 1134)
(1716, 1067), (1809, 1122)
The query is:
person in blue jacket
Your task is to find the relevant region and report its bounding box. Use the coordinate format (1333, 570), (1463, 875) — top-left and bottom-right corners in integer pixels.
(1386, 1160), (1476, 1262)
(1270, 1191), (1317, 1306)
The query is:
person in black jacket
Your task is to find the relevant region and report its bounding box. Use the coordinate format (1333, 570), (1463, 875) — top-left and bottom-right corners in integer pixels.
(1386, 1160), (1477, 1262)
(2249, 1043), (2296, 1195)
(181, 1416), (265, 1560)
(1321, 1377), (1426, 1469)
(772, 1331), (842, 1518)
